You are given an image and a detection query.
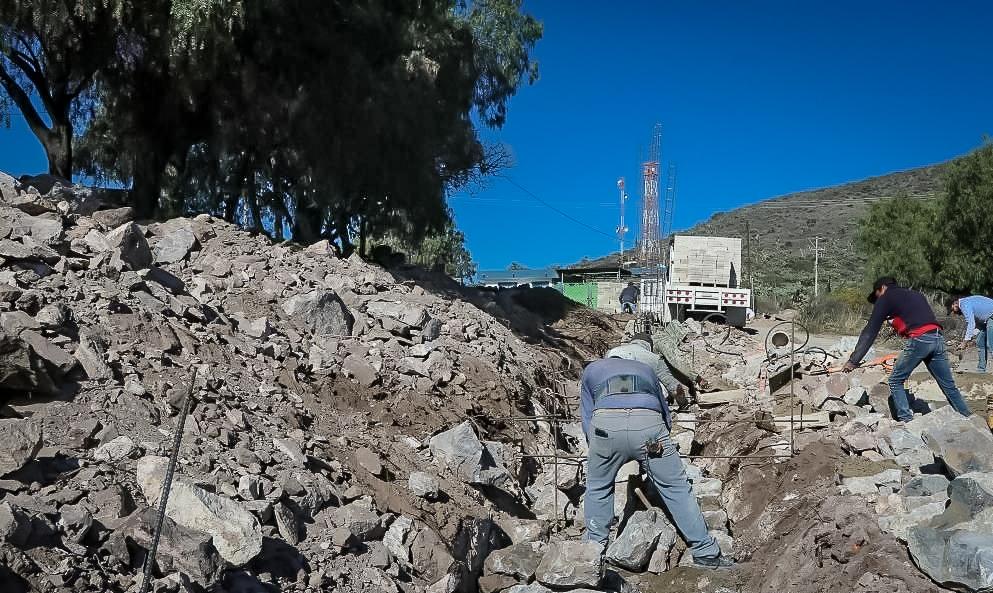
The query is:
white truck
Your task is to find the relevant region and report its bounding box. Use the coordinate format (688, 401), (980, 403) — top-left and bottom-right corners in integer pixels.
(659, 235), (752, 327)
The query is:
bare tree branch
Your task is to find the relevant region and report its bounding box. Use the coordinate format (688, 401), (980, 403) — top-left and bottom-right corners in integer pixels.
(0, 60), (51, 140)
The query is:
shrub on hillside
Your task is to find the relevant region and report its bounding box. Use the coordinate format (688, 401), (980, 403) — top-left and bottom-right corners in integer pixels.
(799, 289), (870, 334)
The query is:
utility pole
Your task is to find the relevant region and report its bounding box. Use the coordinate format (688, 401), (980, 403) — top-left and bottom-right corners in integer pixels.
(616, 178), (627, 280)
(744, 221), (752, 291)
(808, 236), (824, 297)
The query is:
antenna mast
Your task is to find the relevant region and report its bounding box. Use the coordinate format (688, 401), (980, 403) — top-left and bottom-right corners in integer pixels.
(639, 123), (664, 319)
(616, 178), (628, 268)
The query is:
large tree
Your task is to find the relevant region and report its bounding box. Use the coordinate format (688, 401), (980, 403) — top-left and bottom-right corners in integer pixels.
(934, 142), (993, 292)
(5, 0), (541, 263)
(0, 0), (120, 178)
(859, 142), (993, 294)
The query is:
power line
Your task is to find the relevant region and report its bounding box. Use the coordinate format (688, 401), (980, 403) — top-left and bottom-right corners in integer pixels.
(497, 174), (617, 240)
(450, 196), (616, 208)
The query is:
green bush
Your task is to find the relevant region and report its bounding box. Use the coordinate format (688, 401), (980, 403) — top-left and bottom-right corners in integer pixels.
(799, 289), (871, 334)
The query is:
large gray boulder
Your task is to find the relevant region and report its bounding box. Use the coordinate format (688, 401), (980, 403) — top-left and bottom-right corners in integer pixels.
(907, 472), (993, 591)
(907, 405), (993, 477)
(0, 331), (61, 395)
(366, 300), (429, 328)
(137, 456), (262, 565)
(535, 540), (603, 589)
(0, 419), (42, 476)
(605, 509), (677, 571)
(108, 507), (224, 585)
(429, 421), (516, 493)
(0, 171), (16, 202)
(74, 330), (112, 380)
(327, 498), (386, 541)
(154, 218), (199, 263)
(106, 222), (152, 270)
(282, 290), (353, 337)
(92, 207), (134, 229)
(411, 527), (455, 583)
(878, 500), (947, 542)
(484, 541), (544, 581)
(0, 501), (32, 546)
(901, 474), (950, 498)
(908, 527), (993, 591)
(10, 212), (63, 246)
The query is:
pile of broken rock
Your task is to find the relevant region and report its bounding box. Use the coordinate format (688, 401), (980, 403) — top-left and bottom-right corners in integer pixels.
(0, 172), (621, 593)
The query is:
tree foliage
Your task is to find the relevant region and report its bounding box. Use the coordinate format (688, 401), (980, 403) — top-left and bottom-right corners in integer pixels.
(0, 0), (121, 177)
(2, 0), (541, 272)
(859, 142), (993, 294)
(859, 194), (941, 288)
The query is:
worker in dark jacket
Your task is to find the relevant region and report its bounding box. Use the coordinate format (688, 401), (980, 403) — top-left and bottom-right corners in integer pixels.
(619, 282), (640, 313)
(579, 353), (733, 568)
(843, 277), (972, 422)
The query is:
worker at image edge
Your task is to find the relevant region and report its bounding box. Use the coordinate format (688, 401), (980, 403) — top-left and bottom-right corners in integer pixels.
(579, 344), (733, 569)
(843, 277), (972, 423)
(947, 294), (993, 373)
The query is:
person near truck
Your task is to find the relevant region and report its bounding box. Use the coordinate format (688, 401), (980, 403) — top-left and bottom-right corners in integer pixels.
(619, 281), (639, 314)
(607, 333), (691, 408)
(578, 349), (733, 568)
(947, 294), (993, 373)
(843, 277), (972, 422)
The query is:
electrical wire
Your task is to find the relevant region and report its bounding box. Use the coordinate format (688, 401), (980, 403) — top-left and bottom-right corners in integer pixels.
(497, 174), (618, 240)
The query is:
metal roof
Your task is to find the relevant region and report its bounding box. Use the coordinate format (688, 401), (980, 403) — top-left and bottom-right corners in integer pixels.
(476, 268), (559, 284)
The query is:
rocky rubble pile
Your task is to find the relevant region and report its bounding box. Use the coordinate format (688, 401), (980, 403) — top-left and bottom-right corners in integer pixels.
(4, 173), (993, 593)
(682, 344), (993, 593)
(0, 174), (616, 593)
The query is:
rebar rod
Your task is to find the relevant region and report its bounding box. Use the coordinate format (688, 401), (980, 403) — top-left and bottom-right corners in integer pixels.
(139, 367), (199, 593)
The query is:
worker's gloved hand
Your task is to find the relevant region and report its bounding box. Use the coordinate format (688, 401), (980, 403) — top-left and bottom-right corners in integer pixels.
(841, 361), (858, 373)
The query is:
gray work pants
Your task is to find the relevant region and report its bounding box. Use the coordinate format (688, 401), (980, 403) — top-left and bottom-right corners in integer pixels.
(584, 408), (720, 559)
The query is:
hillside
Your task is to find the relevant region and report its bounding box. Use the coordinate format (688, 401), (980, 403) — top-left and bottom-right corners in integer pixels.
(576, 161), (951, 304)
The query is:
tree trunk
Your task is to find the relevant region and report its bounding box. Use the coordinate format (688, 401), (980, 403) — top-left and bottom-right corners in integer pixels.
(41, 121), (72, 180)
(335, 211), (354, 257)
(132, 149), (168, 220)
(358, 217), (367, 257)
(223, 194), (238, 223)
(247, 173), (266, 235)
(273, 210), (285, 241)
(292, 200), (324, 245)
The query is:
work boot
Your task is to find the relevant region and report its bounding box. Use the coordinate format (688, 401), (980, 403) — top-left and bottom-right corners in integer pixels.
(693, 554), (736, 569)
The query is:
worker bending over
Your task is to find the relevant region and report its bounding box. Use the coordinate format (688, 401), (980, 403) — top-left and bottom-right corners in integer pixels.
(607, 333), (690, 408)
(579, 350), (732, 568)
(843, 277), (972, 422)
(947, 294), (993, 373)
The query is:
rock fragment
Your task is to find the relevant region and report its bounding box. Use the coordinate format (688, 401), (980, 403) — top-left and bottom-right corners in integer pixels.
(0, 419), (42, 476)
(136, 456), (263, 565)
(408, 471), (441, 499)
(105, 222), (152, 270)
(535, 540), (603, 589)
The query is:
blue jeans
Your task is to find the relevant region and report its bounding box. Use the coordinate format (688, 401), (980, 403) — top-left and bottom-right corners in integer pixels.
(977, 322), (992, 372)
(888, 331), (972, 422)
(622, 301), (637, 314)
(584, 409), (719, 559)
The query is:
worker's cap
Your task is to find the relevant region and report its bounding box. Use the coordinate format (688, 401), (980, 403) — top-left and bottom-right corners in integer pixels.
(867, 277), (897, 304)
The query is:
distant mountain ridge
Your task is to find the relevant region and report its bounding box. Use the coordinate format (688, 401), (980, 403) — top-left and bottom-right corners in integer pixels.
(572, 161), (952, 303)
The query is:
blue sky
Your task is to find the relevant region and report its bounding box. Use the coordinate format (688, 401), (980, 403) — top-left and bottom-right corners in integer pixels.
(450, 0), (993, 270)
(1, 1), (992, 271)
